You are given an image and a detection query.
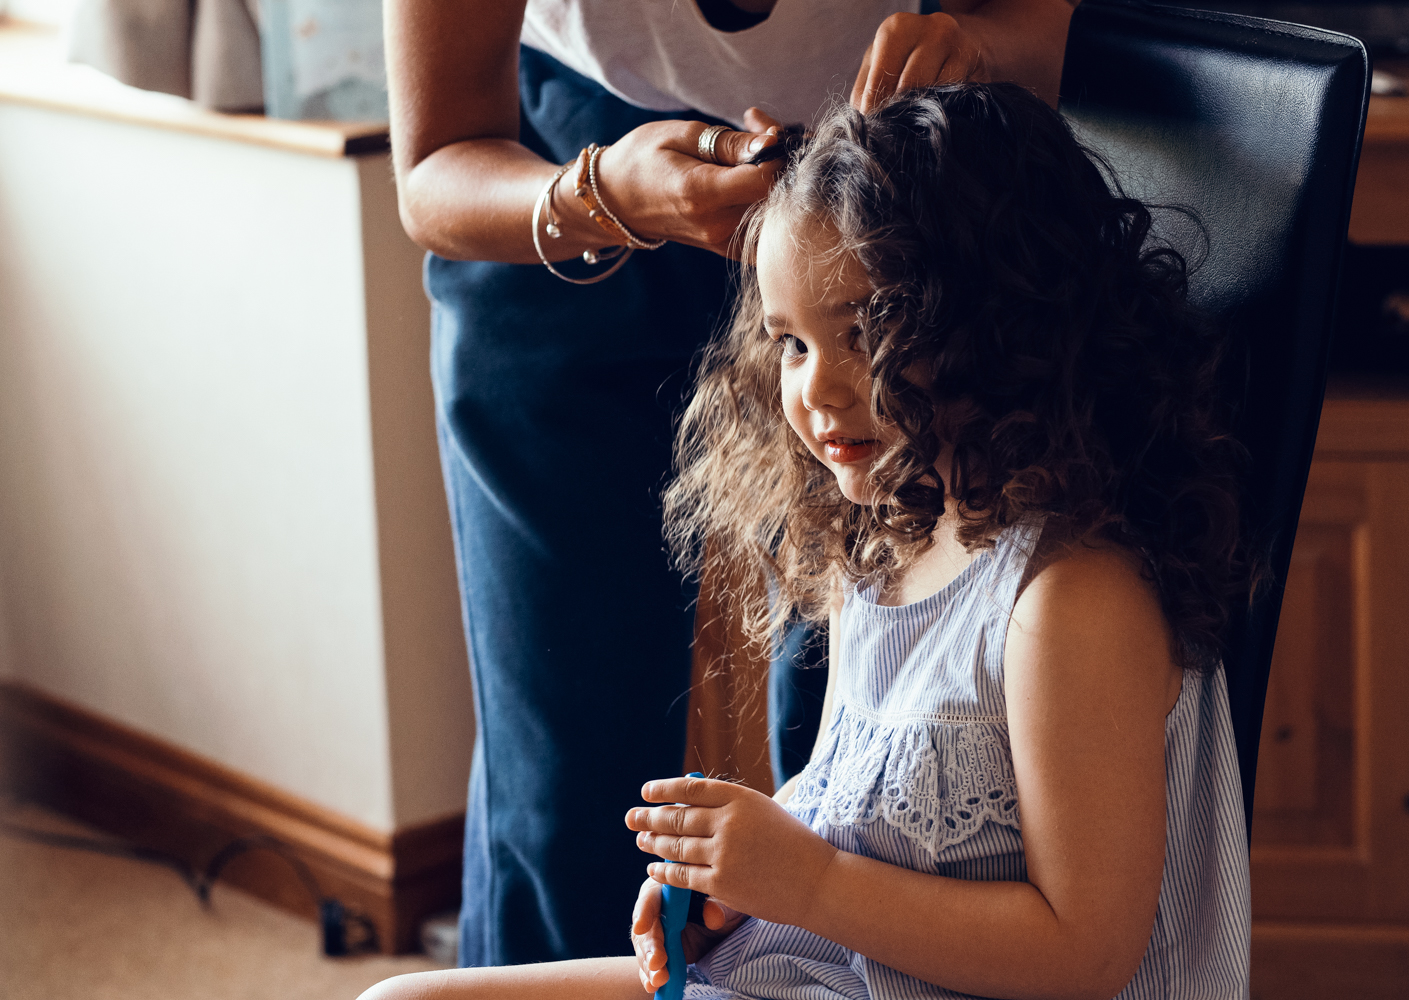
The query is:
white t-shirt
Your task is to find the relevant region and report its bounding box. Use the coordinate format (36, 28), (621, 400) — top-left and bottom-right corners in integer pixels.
(521, 0), (923, 128)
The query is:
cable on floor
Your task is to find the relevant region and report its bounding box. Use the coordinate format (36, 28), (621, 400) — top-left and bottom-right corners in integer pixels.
(0, 800), (379, 957)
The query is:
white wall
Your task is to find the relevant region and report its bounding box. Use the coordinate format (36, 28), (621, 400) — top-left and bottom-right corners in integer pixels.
(0, 570), (13, 682)
(2, 0), (80, 27)
(355, 155), (479, 828)
(0, 102), (473, 831)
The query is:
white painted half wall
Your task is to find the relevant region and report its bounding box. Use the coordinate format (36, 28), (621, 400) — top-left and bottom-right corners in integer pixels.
(0, 101), (474, 832)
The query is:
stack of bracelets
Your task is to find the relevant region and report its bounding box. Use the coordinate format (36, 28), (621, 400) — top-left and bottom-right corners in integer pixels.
(532, 127), (732, 285)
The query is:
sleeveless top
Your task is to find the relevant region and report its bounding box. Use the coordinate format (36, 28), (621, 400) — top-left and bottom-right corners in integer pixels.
(689, 522), (1252, 1000)
(520, 0), (926, 127)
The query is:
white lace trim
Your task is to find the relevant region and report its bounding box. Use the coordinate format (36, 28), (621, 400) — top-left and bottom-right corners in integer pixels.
(790, 704), (1021, 859)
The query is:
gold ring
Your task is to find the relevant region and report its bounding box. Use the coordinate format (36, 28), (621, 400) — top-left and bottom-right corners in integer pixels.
(697, 124), (730, 165)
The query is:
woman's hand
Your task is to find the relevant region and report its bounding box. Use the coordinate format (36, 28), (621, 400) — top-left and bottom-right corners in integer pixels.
(628, 878), (748, 994)
(625, 776), (838, 930)
(852, 12), (989, 113)
(387, 0), (787, 263)
(587, 108), (784, 258)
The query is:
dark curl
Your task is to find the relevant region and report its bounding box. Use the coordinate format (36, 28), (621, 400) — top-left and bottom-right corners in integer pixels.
(664, 83), (1253, 669)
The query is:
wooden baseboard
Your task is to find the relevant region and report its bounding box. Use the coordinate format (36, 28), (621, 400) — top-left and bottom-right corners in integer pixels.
(1252, 922), (1409, 1000)
(0, 680), (462, 954)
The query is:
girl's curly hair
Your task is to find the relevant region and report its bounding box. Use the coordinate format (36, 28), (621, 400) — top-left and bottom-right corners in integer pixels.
(664, 83), (1254, 670)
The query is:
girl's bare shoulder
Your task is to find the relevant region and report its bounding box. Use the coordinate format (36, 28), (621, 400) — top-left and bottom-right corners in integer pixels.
(1016, 519), (1157, 606)
(1009, 520), (1181, 709)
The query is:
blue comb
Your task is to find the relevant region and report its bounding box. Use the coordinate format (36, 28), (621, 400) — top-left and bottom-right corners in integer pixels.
(657, 772), (704, 1000)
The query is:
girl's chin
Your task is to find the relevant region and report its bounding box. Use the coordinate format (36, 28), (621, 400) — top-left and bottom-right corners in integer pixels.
(835, 476), (877, 506)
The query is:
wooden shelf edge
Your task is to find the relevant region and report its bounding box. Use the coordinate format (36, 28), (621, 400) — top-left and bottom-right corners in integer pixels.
(0, 22), (388, 158)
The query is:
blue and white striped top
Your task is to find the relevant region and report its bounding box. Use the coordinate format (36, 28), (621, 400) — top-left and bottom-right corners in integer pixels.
(691, 521), (1251, 1000)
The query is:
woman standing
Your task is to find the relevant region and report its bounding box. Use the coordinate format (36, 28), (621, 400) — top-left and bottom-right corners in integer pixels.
(384, 0), (1075, 969)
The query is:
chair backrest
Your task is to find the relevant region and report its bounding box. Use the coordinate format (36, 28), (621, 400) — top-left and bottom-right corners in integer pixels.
(1059, 0), (1369, 839)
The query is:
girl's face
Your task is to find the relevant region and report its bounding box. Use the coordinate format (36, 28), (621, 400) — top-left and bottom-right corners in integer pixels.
(757, 214), (888, 505)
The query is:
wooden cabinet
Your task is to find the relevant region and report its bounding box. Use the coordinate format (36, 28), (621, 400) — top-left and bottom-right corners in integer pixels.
(1250, 391), (1409, 999)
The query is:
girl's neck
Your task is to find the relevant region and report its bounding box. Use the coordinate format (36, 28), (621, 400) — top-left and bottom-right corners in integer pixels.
(875, 509), (976, 607)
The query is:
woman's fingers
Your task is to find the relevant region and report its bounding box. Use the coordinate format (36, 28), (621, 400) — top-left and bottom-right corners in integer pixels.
(850, 41), (875, 110)
(657, 122), (779, 171)
(742, 107), (784, 133)
(855, 18), (911, 112)
(597, 118), (783, 256)
(711, 126), (779, 167)
(895, 45), (948, 95)
(852, 12), (987, 113)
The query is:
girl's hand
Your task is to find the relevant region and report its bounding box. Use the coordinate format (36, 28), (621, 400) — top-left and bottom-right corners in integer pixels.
(629, 878), (748, 994)
(625, 776), (838, 929)
(588, 108), (784, 258)
(851, 12), (988, 113)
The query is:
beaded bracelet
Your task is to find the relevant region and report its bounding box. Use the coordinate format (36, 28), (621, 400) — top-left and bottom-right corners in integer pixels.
(532, 162), (632, 285)
(575, 144), (667, 251)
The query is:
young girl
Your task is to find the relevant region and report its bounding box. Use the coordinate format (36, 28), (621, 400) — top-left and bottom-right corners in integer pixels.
(363, 83), (1252, 1000)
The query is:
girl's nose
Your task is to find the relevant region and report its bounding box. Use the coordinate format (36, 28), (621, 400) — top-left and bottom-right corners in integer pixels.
(801, 351), (857, 411)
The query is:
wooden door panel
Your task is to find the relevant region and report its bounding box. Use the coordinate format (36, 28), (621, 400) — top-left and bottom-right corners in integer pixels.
(1252, 462), (1372, 919)
(1254, 519), (1357, 834)
(1252, 433), (1409, 929)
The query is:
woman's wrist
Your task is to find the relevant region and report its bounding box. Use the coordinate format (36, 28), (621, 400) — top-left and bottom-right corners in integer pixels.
(531, 143), (675, 282)
(548, 163), (621, 256)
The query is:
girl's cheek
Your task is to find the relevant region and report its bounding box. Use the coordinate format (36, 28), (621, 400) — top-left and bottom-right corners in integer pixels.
(780, 373), (810, 441)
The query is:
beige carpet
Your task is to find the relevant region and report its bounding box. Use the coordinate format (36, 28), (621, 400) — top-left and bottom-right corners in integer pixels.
(0, 804), (449, 1000)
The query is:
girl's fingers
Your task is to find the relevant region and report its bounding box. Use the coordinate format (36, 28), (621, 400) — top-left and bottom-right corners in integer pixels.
(649, 861), (707, 892)
(702, 898), (745, 931)
(635, 928), (666, 971)
(631, 879), (661, 933)
(641, 775), (737, 806)
(626, 803), (715, 837)
(636, 829), (711, 865)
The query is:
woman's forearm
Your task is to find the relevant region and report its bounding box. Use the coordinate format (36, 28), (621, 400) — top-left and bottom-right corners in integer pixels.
(803, 851), (1135, 1000)
(386, 0), (613, 262)
(397, 138), (613, 263)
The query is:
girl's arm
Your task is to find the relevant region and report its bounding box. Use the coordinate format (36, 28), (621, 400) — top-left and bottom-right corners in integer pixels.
(630, 546), (1181, 1000)
(384, 0), (781, 263)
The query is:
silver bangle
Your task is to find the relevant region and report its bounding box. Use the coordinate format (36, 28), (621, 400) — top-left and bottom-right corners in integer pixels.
(532, 163), (633, 285)
(587, 144), (667, 251)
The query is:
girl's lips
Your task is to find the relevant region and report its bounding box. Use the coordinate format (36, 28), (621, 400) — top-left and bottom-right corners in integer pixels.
(824, 438), (876, 463)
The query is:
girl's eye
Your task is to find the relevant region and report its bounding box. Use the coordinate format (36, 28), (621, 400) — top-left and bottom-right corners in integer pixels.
(779, 334), (806, 358)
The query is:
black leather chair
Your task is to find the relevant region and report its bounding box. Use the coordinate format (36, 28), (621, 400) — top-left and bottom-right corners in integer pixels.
(1059, 0), (1370, 838)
